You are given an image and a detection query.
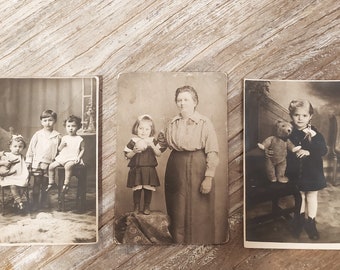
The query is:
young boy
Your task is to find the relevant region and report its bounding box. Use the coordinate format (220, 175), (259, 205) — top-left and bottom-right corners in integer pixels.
(26, 109), (61, 210)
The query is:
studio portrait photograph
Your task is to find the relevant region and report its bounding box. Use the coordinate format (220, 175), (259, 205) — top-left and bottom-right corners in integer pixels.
(114, 72), (229, 245)
(0, 77), (99, 245)
(244, 79), (340, 249)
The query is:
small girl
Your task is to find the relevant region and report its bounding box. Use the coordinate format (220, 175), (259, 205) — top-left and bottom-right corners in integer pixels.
(0, 135), (29, 210)
(26, 109), (61, 210)
(286, 100), (327, 240)
(124, 114), (162, 215)
(47, 115), (85, 193)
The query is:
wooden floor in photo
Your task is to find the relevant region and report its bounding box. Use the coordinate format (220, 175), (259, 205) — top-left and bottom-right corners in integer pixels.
(0, 0), (338, 269)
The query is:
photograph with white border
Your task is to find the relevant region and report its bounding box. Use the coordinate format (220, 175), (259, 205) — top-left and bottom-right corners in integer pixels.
(244, 79), (340, 249)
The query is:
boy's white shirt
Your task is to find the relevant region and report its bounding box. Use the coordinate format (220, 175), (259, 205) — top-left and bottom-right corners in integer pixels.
(26, 129), (60, 166)
(126, 137), (158, 191)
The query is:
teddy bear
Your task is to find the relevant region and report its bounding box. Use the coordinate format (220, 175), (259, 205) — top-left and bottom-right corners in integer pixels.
(257, 120), (301, 183)
(0, 151), (20, 177)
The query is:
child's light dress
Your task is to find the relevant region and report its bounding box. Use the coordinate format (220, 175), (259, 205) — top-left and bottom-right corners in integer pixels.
(0, 152), (29, 187)
(55, 135), (84, 165)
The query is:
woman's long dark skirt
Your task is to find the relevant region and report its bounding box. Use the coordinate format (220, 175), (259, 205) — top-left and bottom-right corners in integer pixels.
(165, 150), (215, 244)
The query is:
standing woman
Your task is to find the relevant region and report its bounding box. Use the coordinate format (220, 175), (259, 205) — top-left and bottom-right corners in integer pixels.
(160, 85), (220, 244)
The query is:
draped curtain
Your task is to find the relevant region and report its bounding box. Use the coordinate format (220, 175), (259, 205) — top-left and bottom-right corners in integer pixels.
(0, 78), (87, 152)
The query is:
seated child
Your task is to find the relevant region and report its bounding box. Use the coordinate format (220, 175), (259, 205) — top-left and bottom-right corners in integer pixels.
(0, 151), (20, 177)
(47, 115), (85, 193)
(0, 135), (29, 210)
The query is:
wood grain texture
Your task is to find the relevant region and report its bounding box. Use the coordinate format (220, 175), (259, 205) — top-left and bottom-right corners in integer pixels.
(0, 0), (338, 269)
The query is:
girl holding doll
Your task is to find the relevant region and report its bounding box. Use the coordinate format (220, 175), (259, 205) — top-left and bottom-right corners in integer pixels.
(124, 114), (162, 215)
(0, 135), (29, 210)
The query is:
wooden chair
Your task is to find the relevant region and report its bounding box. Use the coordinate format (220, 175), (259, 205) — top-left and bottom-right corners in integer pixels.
(1, 183), (30, 215)
(56, 164), (87, 212)
(245, 148), (300, 226)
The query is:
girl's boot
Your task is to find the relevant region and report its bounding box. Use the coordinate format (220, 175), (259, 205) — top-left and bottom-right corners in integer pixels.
(133, 189), (142, 214)
(305, 216), (319, 240)
(292, 212), (305, 238)
(143, 189), (152, 215)
(143, 204), (151, 215)
(133, 203), (140, 214)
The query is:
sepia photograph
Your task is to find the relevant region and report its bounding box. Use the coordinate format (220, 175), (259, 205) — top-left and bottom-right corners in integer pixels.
(244, 79), (340, 249)
(0, 77), (99, 245)
(114, 72), (229, 245)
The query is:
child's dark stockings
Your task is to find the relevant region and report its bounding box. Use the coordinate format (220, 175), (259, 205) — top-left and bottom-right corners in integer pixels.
(143, 189), (152, 215)
(133, 189), (142, 213)
(133, 189), (152, 215)
(32, 175), (49, 211)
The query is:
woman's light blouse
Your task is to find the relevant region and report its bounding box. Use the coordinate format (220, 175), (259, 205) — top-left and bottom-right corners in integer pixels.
(164, 111), (219, 177)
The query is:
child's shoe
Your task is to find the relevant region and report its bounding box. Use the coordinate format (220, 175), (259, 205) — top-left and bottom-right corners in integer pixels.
(62, 184), (69, 193)
(143, 204), (151, 215)
(18, 202), (24, 210)
(133, 203), (140, 214)
(305, 216), (319, 240)
(292, 212), (305, 238)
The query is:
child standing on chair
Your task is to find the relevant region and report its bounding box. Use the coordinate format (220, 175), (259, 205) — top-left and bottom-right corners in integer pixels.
(26, 109), (61, 210)
(124, 114), (162, 215)
(47, 115), (85, 193)
(0, 135), (29, 210)
(286, 100), (327, 240)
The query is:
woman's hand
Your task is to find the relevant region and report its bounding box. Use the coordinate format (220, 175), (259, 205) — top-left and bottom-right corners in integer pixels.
(200, 177), (213, 194)
(296, 149), (310, 158)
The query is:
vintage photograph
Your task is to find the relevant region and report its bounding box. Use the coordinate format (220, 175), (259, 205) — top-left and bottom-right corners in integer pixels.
(114, 72), (229, 245)
(244, 79), (340, 249)
(0, 77), (99, 245)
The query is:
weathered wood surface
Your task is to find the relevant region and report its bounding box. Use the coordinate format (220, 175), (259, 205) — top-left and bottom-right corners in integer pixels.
(0, 0), (338, 269)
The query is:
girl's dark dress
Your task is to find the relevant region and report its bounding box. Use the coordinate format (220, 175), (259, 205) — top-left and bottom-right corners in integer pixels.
(125, 138), (160, 188)
(286, 126), (327, 191)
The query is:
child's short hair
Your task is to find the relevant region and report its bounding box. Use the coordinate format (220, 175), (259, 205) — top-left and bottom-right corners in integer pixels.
(40, 109), (57, 121)
(288, 100), (314, 116)
(132, 114), (156, 136)
(9, 135), (26, 149)
(64, 115), (82, 130)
